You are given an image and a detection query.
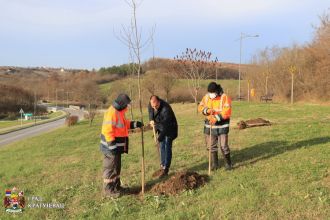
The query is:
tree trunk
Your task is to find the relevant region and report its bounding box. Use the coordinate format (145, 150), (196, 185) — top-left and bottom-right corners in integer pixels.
(89, 103), (92, 127)
(195, 88), (199, 114)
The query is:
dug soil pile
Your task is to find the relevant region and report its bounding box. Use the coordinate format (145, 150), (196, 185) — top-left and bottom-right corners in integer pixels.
(151, 171), (208, 195)
(237, 118), (271, 129)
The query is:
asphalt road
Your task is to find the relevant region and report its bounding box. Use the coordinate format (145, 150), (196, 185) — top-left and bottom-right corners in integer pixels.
(0, 108), (84, 148)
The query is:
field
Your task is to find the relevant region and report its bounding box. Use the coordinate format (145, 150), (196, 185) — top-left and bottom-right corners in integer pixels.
(0, 102), (329, 219)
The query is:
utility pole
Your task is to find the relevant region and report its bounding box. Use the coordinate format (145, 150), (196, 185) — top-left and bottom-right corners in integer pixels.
(34, 90), (37, 125)
(247, 80), (250, 102)
(55, 88), (58, 108)
(238, 32), (259, 101)
(66, 91), (72, 108)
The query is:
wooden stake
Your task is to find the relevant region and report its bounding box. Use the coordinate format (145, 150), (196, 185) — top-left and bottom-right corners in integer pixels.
(152, 125), (161, 165)
(208, 124), (212, 176)
(291, 73), (294, 105)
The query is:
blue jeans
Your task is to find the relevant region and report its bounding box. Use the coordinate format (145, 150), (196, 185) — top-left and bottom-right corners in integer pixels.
(160, 136), (173, 169)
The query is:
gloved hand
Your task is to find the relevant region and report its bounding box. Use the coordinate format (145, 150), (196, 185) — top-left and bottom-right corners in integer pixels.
(214, 114), (222, 122)
(209, 116), (217, 125)
(150, 120), (155, 127)
(130, 121), (144, 129)
(207, 108), (215, 115)
(136, 121), (144, 128)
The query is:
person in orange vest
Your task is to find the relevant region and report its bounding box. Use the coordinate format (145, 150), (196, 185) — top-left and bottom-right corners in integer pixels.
(100, 94), (143, 198)
(198, 82), (233, 170)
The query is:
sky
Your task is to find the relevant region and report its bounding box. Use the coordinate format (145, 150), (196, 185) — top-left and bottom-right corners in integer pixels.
(0, 0), (329, 69)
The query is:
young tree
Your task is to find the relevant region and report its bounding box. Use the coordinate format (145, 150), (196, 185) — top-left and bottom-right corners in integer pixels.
(159, 71), (176, 101)
(116, 0), (155, 195)
(77, 80), (101, 126)
(175, 48), (218, 113)
(142, 70), (158, 95)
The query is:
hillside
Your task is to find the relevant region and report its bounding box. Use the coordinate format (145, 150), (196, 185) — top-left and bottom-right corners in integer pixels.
(0, 102), (329, 219)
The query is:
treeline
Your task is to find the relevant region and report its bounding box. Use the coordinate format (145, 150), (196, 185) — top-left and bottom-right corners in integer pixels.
(0, 84), (35, 119)
(98, 58), (239, 80)
(245, 13), (330, 102)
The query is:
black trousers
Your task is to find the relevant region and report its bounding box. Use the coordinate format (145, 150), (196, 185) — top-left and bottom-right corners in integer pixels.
(103, 153), (121, 191)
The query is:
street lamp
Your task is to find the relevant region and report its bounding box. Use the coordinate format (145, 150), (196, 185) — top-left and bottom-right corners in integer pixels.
(238, 32), (259, 101)
(55, 88), (64, 109)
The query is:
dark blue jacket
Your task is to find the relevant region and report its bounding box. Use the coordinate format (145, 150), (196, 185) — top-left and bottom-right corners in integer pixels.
(148, 99), (178, 141)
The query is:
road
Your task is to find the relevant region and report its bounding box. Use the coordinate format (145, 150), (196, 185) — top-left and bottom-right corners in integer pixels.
(0, 108), (85, 148)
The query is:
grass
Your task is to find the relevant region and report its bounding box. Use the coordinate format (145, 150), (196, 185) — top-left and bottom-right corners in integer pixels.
(0, 102), (329, 219)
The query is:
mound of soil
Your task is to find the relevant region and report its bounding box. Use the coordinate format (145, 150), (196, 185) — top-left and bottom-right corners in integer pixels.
(150, 171), (208, 195)
(237, 118), (271, 130)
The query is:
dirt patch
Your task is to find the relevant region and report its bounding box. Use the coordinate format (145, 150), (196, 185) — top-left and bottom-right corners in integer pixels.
(237, 118), (272, 129)
(152, 169), (164, 178)
(150, 171), (208, 195)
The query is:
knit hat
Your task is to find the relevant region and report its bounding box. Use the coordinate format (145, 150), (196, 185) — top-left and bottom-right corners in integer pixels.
(216, 84), (224, 95)
(113, 94), (131, 111)
(207, 82), (218, 93)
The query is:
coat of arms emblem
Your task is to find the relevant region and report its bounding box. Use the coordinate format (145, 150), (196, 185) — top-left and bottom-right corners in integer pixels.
(3, 187), (25, 213)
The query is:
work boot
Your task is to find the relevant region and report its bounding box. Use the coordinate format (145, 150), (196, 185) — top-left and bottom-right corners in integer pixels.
(224, 153), (233, 171)
(159, 167), (169, 179)
(113, 179), (129, 194)
(211, 152), (219, 170)
(103, 183), (121, 198)
(103, 189), (121, 199)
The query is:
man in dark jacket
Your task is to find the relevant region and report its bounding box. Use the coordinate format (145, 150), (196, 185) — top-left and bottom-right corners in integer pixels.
(148, 95), (178, 177)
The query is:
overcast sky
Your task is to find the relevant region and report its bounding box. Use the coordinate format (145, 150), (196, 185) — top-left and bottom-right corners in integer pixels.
(0, 0), (328, 69)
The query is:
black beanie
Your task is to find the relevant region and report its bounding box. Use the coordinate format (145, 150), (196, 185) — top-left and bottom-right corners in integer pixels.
(216, 84), (224, 95)
(207, 82), (218, 93)
(113, 94), (131, 110)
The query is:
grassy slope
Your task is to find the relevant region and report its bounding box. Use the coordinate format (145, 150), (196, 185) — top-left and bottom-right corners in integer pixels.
(100, 79), (246, 97)
(0, 102), (329, 219)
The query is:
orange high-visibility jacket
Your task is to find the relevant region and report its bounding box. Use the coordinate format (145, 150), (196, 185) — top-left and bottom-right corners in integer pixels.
(100, 106), (131, 154)
(198, 93), (232, 135)
(102, 106), (131, 142)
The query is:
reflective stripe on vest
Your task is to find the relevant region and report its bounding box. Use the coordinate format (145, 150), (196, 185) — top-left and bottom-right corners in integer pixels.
(102, 110), (125, 128)
(100, 140), (126, 150)
(115, 111), (125, 128)
(205, 124), (229, 129)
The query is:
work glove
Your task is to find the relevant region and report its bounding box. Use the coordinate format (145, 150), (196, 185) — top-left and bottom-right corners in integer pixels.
(208, 116), (217, 125)
(136, 121), (144, 128)
(214, 114), (222, 122)
(207, 109), (215, 115)
(203, 107), (215, 116)
(131, 121), (144, 129)
(150, 120), (155, 127)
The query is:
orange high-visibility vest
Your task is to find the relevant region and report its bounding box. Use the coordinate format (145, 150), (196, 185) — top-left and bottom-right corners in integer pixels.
(101, 106), (131, 142)
(198, 93), (232, 134)
(198, 93), (232, 120)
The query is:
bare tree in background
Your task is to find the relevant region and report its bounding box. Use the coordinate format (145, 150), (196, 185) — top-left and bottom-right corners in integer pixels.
(159, 71), (176, 101)
(77, 80), (101, 126)
(175, 48), (218, 113)
(115, 0), (155, 196)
